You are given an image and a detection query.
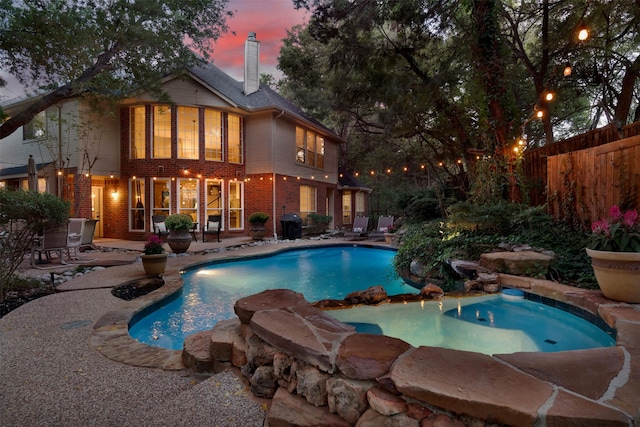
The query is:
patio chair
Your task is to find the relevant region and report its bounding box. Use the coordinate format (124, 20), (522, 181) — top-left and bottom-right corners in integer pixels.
(80, 219), (98, 250)
(31, 222), (69, 267)
(66, 218), (84, 259)
(344, 216), (369, 241)
(152, 215), (169, 241)
(368, 216), (394, 241)
(202, 215), (222, 242)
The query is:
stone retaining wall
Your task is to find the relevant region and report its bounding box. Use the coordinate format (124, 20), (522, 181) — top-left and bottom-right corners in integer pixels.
(183, 286), (636, 427)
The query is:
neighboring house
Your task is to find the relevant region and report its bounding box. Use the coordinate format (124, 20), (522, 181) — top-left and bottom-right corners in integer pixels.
(0, 33), (366, 240)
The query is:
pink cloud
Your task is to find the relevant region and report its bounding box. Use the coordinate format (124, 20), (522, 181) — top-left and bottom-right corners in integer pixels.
(210, 0), (308, 80)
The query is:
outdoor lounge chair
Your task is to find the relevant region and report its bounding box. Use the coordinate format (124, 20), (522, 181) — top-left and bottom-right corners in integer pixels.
(66, 218), (84, 259)
(368, 216), (394, 241)
(31, 222), (69, 267)
(80, 219), (98, 250)
(202, 215), (222, 242)
(344, 216), (369, 240)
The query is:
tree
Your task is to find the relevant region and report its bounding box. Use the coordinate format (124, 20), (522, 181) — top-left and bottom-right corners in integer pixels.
(0, 0), (232, 139)
(0, 190), (70, 295)
(285, 0), (639, 204)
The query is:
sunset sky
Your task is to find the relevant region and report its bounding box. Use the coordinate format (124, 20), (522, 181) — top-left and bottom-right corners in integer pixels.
(0, 0), (308, 100)
(212, 0), (309, 81)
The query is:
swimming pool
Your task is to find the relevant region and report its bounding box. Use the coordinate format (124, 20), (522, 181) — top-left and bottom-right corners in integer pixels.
(129, 246), (412, 349)
(129, 245), (616, 354)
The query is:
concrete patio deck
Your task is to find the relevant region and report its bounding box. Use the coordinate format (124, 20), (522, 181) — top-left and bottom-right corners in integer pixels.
(1, 236), (639, 426)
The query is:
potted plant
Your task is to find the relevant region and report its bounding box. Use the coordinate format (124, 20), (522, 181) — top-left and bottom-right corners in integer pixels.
(383, 224), (398, 244)
(141, 235), (167, 277)
(586, 205), (640, 303)
(248, 212), (269, 241)
(164, 213), (194, 253)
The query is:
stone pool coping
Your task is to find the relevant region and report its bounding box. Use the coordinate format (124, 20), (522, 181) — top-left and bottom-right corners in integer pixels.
(90, 244), (640, 424)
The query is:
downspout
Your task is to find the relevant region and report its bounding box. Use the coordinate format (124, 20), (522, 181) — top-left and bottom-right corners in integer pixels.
(57, 105), (63, 197)
(272, 111), (284, 239)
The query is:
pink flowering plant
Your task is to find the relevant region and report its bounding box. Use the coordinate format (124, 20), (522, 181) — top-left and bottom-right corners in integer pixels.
(143, 235), (165, 255)
(588, 206), (640, 252)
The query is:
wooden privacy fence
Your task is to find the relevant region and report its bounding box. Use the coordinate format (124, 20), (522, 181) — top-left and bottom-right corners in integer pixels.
(523, 122), (640, 206)
(546, 135), (640, 227)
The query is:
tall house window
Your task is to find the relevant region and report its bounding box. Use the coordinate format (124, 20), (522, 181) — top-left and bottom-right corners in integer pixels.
(177, 178), (199, 227)
(342, 191), (352, 225)
(23, 111), (47, 141)
(316, 136), (325, 169)
(178, 106), (199, 159)
(228, 181), (244, 229)
(152, 178), (171, 217)
(306, 131), (316, 167)
(153, 105), (171, 158)
(228, 114), (243, 164)
(206, 179), (223, 226)
(205, 109), (223, 161)
(130, 107), (146, 159)
(356, 192), (366, 217)
(130, 178), (146, 231)
(300, 185), (317, 223)
(296, 127), (305, 163)
(295, 127), (324, 169)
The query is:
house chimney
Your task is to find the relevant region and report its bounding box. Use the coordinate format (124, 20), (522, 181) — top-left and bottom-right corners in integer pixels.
(244, 32), (260, 96)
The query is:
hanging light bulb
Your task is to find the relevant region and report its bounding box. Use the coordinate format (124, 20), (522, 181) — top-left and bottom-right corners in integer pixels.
(563, 63), (572, 76)
(578, 27), (589, 41)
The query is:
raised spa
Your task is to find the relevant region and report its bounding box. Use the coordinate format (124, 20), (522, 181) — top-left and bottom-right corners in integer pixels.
(129, 246), (615, 353)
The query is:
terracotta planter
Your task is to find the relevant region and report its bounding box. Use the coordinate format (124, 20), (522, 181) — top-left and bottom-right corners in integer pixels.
(384, 233), (395, 244)
(586, 248), (640, 303)
(166, 230), (192, 253)
(141, 253), (167, 277)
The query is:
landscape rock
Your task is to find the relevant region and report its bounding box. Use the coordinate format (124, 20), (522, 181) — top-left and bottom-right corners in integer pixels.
(250, 365), (277, 398)
(367, 387), (407, 416)
(296, 364), (331, 406)
(234, 288), (309, 324)
(345, 286), (388, 305)
(327, 377), (373, 424)
(420, 284), (444, 298)
(336, 333), (412, 380)
(182, 330), (213, 373)
(267, 387), (350, 427)
(479, 251), (553, 276)
(250, 302), (355, 373)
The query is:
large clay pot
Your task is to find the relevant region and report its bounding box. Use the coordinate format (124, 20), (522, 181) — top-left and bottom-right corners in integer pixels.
(166, 230), (192, 253)
(141, 253), (167, 277)
(586, 249), (640, 303)
(250, 223), (267, 241)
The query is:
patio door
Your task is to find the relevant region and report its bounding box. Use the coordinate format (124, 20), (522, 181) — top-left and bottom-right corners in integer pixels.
(91, 186), (103, 237)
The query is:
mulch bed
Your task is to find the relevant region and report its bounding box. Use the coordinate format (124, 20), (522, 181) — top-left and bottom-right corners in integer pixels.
(111, 277), (165, 301)
(0, 285), (57, 318)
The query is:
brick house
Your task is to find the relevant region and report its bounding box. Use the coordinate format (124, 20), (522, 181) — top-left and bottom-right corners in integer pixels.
(0, 33), (370, 240)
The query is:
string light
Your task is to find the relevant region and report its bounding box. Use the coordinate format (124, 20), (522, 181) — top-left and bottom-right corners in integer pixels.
(544, 92), (554, 102)
(578, 27), (589, 41)
(563, 63), (572, 76)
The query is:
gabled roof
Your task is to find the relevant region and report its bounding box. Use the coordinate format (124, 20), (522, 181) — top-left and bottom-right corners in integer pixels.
(188, 63), (345, 143)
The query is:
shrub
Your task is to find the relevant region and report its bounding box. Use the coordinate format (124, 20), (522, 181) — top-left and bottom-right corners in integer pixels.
(394, 202), (597, 289)
(248, 212), (269, 224)
(0, 190), (70, 297)
(164, 213), (193, 230)
(307, 213), (332, 234)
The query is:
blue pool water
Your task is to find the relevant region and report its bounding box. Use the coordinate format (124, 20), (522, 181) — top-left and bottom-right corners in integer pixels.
(129, 246), (616, 354)
(129, 246), (411, 349)
(329, 295), (615, 354)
